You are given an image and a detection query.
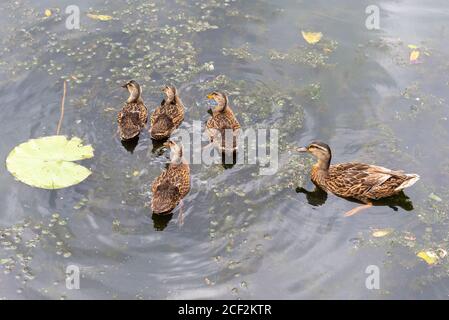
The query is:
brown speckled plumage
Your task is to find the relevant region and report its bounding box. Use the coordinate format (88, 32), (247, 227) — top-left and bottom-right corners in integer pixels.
(311, 162), (419, 202)
(150, 85), (184, 140)
(151, 141), (190, 214)
(299, 141), (420, 204)
(206, 92), (241, 153)
(118, 80), (148, 140)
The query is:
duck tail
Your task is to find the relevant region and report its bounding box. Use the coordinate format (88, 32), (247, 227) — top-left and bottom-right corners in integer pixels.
(395, 173), (420, 191)
(120, 113), (141, 140)
(151, 198), (173, 214)
(150, 115), (173, 140)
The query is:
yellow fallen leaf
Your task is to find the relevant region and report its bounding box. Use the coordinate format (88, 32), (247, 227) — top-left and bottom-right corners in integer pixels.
(45, 9), (52, 17)
(410, 50), (420, 63)
(87, 13), (113, 21)
(417, 251), (438, 265)
(301, 31), (323, 45)
(132, 170), (139, 177)
(372, 228), (393, 238)
(407, 44), (418, 49)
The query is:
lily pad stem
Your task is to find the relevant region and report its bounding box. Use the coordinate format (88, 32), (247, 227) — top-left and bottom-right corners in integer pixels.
(56, 80), (67, 135)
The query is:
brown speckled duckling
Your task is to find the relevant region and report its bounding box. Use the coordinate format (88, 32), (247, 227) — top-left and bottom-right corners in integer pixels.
(205, 91), (241, 153)
(151, 140), (190, 214)
(297, 141), (420, 216)
(150, 85), (184, 140)
(117, 80), (148, 140)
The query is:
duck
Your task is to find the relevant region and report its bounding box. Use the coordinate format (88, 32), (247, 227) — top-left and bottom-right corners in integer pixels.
(151, 140), (190, 215)
(205, 91), (241, 153)
(117, 80), (148, 141)
(150, 85), (184, 140)
(297, 141), (420, 216)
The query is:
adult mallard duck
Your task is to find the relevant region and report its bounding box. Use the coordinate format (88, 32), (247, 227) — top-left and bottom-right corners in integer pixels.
(151, 140), (190, 215)
(150, 85), (184, 140)
(297, 141), (420, 216)
(117, 80), (148, 141)
(205, 91), (241, 153)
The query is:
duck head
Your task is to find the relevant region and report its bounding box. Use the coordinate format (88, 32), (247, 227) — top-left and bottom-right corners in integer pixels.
(122, 80), (143, 103)
(206, 91), (228, 112)
(162, 85), (177, 104)
(163, 140), (186, 164)
(297, 141), (332, 170)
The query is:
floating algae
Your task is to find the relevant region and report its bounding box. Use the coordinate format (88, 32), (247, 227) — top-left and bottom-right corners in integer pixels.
(0, 214), (72, 286)
(222, 43), (262, 62)
(269, 39), (338, 69)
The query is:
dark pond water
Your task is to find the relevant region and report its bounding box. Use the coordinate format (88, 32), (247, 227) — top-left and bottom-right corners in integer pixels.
(1, 0), (449, 299)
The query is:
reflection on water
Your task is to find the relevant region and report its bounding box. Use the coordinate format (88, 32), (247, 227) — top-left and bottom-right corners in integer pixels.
(373, 192), (415, 212)
(0, 0), (449, 299)
(296, 186), (328, 207)
(121, 136), (139, 153)
(297, 186), (414, 212)
(152, 213), (173, 231)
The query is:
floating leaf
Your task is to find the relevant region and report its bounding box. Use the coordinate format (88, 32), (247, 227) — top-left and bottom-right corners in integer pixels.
(428, 192), (442, 202)
(410, 50), (420, 63)
(372, 228), (393, 238)
(6, 136), (94, 190)
(407, 44), (418, 49)
(301, 31), (323, 45)
(86, 13), (113, 21)
(417, 251), (439, 265)
(44, 9), (52, 17)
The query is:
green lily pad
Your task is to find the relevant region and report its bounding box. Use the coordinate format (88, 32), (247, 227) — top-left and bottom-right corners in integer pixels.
(6, 135), (94, 189)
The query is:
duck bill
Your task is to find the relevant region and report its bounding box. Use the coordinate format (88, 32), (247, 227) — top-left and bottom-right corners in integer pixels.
(121, 83), (128, 88)
(206, 94), (214, 100)
(296, 147), (308, 152)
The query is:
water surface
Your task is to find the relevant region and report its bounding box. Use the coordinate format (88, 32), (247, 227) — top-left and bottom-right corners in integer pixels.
(1, 0), (449, 299)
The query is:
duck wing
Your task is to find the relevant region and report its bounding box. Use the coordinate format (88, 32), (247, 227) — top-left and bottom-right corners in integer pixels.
(151, 182), (181, 214)
(206, 113), (241, 150)
(150, 113), (174, 140)
(117, 103), (147, 140)
(150, 101), (184, 140)
(328, 163), (419, 200)
(151, 164), (190, 214)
